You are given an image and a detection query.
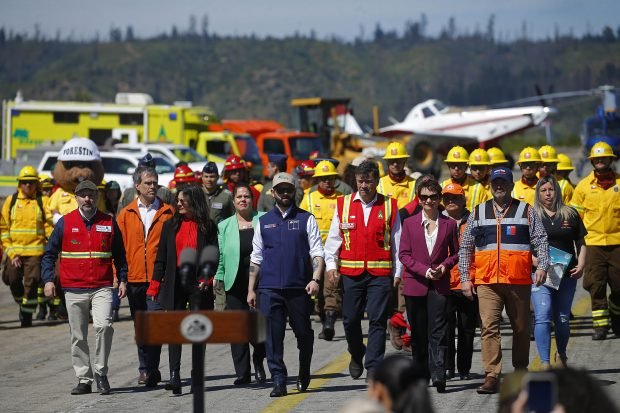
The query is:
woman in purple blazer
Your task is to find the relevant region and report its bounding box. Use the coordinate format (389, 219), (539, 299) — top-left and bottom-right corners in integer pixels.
(398, 179), (459, 393)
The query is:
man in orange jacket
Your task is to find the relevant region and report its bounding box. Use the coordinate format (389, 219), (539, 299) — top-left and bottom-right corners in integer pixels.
(116, 165), (174, 387)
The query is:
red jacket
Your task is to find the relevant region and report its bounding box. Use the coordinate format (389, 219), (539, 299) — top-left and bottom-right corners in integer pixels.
(116, 198), (174, 283)
(60, 210), (114, 289)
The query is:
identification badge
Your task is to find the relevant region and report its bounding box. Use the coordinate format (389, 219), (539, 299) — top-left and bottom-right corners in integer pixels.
(212, 202), (223, 210)
(264, 223), (277, 229)
(288, 220), (300, 230)
(340, 222), (356, 230)
(95, 225), (112, 233)
(71, 228), (80, 233)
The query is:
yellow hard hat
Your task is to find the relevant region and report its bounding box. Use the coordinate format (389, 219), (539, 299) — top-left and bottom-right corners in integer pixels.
(39, 173), (54, 188)
(468, 148), (491, 166)
(588, 141), (617, 159)
(538, 145), (559, 163)
(98, 179), (107, 190)
(556, 153), (574, 171)
(517, 147), (542, 164)
(487, 147), (509, 165)
(445, 146), (469, 163)
(18, 166), (39, 181)
(313, 160), (339, 178)
(383, 141), (409, 160)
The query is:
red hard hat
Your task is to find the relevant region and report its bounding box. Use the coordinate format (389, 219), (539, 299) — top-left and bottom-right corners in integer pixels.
(297, 160), (316, 177)
(174, 165), (198, 183)
(224, 155), (245, 171)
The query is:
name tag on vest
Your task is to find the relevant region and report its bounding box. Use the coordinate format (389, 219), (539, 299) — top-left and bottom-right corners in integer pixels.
(96, 225), (112, 233)
(264, 223), (277, 229)
(72, 228), (80, 233)
(340, 222), (356, 230)
(212, 202), (223, 209)
(288, 220), (299, 230)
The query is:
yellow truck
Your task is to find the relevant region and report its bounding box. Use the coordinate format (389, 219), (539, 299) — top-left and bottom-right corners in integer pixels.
(1, 92), (220, 160)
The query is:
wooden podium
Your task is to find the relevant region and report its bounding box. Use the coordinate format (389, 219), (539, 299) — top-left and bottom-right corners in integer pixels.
(135, 310), (266, 413)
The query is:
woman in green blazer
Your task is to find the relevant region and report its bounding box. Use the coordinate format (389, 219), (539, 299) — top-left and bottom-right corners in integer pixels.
(214, 183), (266, 385)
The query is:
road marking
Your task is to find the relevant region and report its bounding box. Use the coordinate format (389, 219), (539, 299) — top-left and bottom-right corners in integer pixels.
(530, 293), (590, 370)
(260, 350), (353, 413)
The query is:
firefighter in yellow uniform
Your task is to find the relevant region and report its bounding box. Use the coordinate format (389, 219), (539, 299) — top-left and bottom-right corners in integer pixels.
(556, 153), (576, 204)
(538, 145), (573, 204)
(512, 147), (541, 205)
(378, 142), (416, 209)
(299, 160), (344, 341)
(469, 148), (492, 198)
(0, 167), (53, 327)
(570, 142), (620, 340)
(487, 147), (510, 167)
(441, 146), (490, 212)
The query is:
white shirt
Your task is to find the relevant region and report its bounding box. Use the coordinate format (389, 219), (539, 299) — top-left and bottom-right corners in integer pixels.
(250, 205), (325, 266)
(137, 197), (160, 240)
(324, 192), (403, 277)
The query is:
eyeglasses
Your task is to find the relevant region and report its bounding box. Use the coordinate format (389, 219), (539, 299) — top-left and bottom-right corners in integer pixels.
(418, 194), (440, 202)
(447, 163), (467, 169)
(520, 162), (540, 169)
(442, 195), (461, 204)
(274, 186), (294, 195)
(318, 177), (336, 182)
(469, 165), (488, 171)
(19, 181), (36, 185)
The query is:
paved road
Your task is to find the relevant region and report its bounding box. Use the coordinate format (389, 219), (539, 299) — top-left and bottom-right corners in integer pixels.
(0, 276), (618, 413)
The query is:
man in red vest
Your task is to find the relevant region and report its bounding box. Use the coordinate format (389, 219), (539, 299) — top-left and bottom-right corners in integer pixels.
(42, 180), (128, 396)
(325, 160), (402, 380)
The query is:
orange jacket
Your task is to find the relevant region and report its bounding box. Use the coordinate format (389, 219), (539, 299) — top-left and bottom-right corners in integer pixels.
(116, 198), (174, 283)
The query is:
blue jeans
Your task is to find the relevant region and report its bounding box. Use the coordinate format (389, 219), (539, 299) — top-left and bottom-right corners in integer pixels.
(531, 276), (577, 363)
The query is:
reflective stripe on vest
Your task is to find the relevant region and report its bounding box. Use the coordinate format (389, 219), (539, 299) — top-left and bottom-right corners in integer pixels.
(341, 194), (352, 250)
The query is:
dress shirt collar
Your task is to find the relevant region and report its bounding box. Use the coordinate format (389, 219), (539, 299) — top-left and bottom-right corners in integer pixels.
(138, 196), (160, 211)
(353, 192), (378, 206)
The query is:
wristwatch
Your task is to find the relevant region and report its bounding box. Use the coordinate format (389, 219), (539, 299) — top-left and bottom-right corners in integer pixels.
(312, 278), (321, 285)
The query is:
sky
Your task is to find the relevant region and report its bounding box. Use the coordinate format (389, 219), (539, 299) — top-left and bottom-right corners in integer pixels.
(0, 0), (618, 41)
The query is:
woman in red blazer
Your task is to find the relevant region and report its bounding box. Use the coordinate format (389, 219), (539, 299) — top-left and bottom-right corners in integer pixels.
(398, 179), (459, 393)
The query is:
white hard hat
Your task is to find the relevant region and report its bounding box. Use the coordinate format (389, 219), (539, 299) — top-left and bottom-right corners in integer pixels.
(57, 138), (101, 162)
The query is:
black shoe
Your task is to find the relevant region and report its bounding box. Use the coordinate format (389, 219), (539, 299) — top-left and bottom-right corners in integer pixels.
(592, 328), (607, 341)
(349, 357), (364, 379)
(95, 374), (111, 395)
(446, 370), (455, 380)
(20, 311), (32, 328)
(47, 311), (58, 321)
(321, 310), (337, 341)
(165, 371), (182, 394)
(112, 309), (120, 322)
(296, 374), (310, 392)
(36, 305), (48, 320)
(234, 376), (251, 385)
(145, 370), (161, 387)
(270, 383), (287, 397)
(71, 382), (92, 395)
(254, 362), (267, 383)
(459, 372), (471, 380)
(433, 380), (446, 393)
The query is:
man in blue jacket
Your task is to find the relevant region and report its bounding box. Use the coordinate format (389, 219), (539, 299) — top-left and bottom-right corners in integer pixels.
(247, 172), (325, 397)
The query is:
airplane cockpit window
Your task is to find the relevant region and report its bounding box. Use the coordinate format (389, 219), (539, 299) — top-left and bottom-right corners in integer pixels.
(433, 101), (447, 112)
(422, 107), (435, 118)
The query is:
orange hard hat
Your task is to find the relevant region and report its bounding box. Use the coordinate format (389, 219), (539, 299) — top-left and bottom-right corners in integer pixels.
(224, 155), (245, 171)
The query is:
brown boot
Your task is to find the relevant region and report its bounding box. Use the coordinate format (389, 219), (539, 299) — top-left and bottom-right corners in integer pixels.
(477, 375), (498, 394)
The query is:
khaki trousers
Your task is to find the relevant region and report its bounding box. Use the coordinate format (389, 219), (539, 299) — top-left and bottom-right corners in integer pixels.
(477, 284), (531, 378)
(65, 288), (114, 383)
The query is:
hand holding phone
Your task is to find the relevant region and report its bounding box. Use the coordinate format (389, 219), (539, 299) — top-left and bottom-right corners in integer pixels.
(522, 372), (558, 413)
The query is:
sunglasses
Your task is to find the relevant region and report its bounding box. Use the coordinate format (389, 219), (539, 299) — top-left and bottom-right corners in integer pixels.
(419, 194), (440, 202)
(520, 162), (540, 169)
(274, 186), (294, 195)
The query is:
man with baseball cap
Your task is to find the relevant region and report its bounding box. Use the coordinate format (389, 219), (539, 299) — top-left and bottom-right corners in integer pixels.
(42, 180), (128, 395)
(257, 154), (288, 212)
(458, 167), (549, 394)
(248, 173), (325, 397)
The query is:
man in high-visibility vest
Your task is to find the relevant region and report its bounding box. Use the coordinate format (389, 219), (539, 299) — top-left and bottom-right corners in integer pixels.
(487, 147), (510, 167)
(570, 142), (620, 340)
(556, 153), (576, 204)
(538, 145), (573, 204)
(441, 146), (490, 211)
(0, 166), (53, 327)
(325, 160), (402, 380)
(378, 141), (416, 209)
(469, 149), (492, 198)
(300, 160), (343, 341)
(459, 166), (549, 394)
(512, 147), (541, 205)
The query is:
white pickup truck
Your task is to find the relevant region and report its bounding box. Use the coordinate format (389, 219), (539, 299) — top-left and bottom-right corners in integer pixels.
(37, 151), (176, 190)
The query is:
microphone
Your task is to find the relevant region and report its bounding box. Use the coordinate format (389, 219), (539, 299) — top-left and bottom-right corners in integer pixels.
(199, 245), (219, 283)
(178, 248), (197, 292)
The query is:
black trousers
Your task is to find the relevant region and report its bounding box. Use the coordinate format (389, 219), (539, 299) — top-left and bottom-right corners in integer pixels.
(127, 282), (149, 373)
(405, 289), (450, 382)
(226, 286), (266, 379)
(446, 290), (478, 375)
